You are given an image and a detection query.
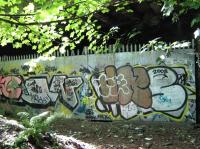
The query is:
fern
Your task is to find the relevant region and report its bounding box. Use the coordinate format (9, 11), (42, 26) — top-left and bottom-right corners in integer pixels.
(14, 111), (65, 148)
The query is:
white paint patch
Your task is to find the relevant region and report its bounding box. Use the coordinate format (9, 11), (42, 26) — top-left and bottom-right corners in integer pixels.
(120, 101), (138, 119)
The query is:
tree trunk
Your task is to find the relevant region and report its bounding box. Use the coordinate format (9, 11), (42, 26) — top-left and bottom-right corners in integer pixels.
(195, 39), (200, 124)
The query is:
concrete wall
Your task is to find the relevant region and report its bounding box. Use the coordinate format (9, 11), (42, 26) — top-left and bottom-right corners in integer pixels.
(0, 49), (196, 122)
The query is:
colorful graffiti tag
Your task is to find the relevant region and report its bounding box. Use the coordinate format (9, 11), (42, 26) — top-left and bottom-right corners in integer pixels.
(50, 76), (83, 110)
(0, 76), (22, 99)
(0, 75), (83, 110)
(0, 64), (195, 121)
(91, 65), (188, 119)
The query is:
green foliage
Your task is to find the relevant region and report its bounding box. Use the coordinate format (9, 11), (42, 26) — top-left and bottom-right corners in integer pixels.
(14, 111), (65, 148)
(159, 0), (200, 26)
(17, 112), (30, 128)
(140, 38), (191, 64)
(0, 0), (198, 70)
(0, 0), (135, 71)
(191, 15), (200, 27)
(0, 108), (5, 116)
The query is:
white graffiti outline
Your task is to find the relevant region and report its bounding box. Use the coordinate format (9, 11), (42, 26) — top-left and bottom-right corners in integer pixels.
(92, 73), (130, 98)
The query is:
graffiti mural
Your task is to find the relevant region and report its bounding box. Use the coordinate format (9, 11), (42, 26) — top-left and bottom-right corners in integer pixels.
(22, 77), (58, 105)
(0, 56), (196, 122)
(50, 76), (83, 110)
(91, 65), (188, 120)
(148, 67), (186, 112)
(0, 76), (22, 99)
(0, 75), (83, 110)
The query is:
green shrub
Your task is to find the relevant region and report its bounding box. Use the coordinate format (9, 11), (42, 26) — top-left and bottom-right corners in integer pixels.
(14, 111), (65, 148)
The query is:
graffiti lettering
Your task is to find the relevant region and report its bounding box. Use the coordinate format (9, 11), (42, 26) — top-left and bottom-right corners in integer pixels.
(91, 65), (152, 119)
(85, 109), (112, 121)
(50, 76), (83, 110)
(173, 67), (187, 85)
(91, 65), (187, 119)
(22, 78), (58, 105)
(0, 75), (83, 110)
(65, 78), (80, 87)
(0, 64), (193, 122)
(0, 76), (22, 99)
(158, 95), (172, 104)
(153, 68), (168, 75)
(149, 67), (186, 113)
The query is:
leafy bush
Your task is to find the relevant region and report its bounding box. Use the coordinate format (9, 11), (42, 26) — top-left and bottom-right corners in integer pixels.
(14, 111), (65, 148)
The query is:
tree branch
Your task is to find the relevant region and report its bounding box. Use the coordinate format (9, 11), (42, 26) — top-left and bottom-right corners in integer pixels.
(0, 11), (94, 26)
(0, 13), (35, 17)
(0, 17), (68, 25)
(0, 0), (133, 26)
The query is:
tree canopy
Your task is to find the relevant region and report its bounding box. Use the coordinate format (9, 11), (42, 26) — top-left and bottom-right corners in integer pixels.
(0, 0), (135, 53)
(0, 0), (199, 69)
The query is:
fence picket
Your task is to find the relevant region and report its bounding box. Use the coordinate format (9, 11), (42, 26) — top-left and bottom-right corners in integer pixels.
(0, 42), (195, 61)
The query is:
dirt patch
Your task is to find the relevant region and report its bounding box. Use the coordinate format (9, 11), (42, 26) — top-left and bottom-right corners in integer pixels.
(0, 116), (96, 149)
(51, 119), (200, 149)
